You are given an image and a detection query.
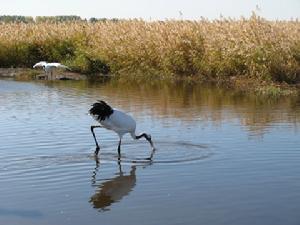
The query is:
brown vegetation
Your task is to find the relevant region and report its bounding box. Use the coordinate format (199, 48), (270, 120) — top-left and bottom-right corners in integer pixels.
(0, 13), (299, 92)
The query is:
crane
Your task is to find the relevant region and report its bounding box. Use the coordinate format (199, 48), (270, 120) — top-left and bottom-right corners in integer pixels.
(33, 61), (70, 80)
(89, 100), (154, 159)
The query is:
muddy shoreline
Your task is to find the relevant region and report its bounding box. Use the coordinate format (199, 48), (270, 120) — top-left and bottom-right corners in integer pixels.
(0, 68), (86, 80)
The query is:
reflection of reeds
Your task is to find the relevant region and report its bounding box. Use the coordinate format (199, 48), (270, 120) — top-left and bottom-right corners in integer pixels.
(0, 14), (299, 85)
(104, 81), (300, 137)
(50, 80), (300, 136)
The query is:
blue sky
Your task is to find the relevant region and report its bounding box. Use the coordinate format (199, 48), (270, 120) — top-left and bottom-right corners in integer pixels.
(0, 0), (299, 20)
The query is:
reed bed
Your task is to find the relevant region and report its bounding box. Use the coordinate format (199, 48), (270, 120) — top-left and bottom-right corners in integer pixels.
(0, 14), (299, 86)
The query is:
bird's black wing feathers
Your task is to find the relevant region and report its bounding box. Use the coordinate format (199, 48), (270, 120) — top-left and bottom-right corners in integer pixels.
(89, 100), (114, 121)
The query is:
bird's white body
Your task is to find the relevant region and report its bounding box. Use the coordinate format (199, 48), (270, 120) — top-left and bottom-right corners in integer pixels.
(93, 109), (136, 138)
(33, 61), (70, 80)
(100, 109), (136, 139)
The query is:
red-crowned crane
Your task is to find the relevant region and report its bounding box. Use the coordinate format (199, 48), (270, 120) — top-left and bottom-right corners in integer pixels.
(89, 100), (154, 158)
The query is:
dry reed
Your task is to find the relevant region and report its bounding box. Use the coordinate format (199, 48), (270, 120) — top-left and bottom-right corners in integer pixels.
(0, 13), (299, 85)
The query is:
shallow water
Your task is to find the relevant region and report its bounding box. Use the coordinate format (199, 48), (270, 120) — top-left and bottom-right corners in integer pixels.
(0, 78), (300, 225)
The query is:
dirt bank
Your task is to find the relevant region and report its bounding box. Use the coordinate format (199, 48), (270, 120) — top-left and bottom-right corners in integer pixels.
(0, 68), (86, 80)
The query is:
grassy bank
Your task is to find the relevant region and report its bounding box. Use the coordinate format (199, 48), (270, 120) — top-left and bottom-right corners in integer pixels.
(0, 14), (299, 92)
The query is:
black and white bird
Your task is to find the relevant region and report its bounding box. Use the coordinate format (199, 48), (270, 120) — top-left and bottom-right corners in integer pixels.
(33, 61), (70, 80)
(89, 100), (154, 158)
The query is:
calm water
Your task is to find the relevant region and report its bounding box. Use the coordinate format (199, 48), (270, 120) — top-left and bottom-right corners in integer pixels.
(0, 78), (300, 225)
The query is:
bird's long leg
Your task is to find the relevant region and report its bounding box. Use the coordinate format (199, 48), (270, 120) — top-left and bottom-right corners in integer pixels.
(91, 125), (102, 155)
(117, 138), (122, 160)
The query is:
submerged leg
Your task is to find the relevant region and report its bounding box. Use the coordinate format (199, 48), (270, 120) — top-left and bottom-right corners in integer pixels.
(147, 148), (156, 161)
(91, 125), (102, 155)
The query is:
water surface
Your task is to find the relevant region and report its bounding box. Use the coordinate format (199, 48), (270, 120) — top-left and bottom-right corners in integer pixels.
(0, 78), (300, 225)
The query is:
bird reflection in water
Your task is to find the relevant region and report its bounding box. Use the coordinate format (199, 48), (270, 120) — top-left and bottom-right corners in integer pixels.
(89, 157), (152, 211)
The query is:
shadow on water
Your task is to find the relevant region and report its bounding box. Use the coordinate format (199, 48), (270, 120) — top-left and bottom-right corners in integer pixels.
(89, 157), (152, 212)
(88, 139), (208, 212)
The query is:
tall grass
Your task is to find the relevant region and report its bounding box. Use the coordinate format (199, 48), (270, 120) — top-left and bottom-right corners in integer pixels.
(0, 13), (299, 84)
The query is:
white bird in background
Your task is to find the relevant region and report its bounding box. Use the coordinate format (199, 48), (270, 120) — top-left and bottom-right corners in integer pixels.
(89, 100), (155, 159)
(33, 61), (70, 80)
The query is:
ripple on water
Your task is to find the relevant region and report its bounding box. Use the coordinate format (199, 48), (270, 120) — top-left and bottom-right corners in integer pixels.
(0, 141), (214, 175)
(97, 140), (214, 165)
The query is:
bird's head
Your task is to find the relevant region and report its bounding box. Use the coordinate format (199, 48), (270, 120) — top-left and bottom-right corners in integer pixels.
(145, 134), (151, 141)
(145, 134), (154, 148)
(33, 61), (47, 68)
